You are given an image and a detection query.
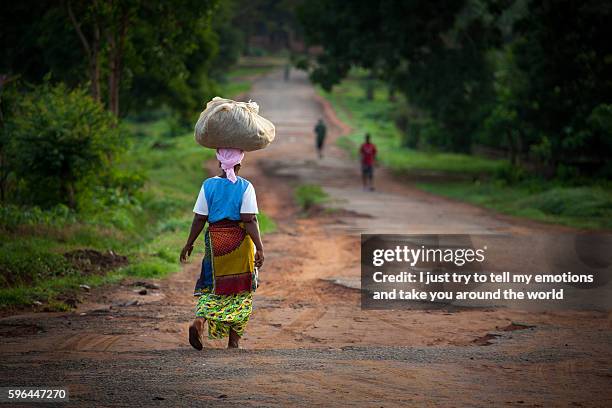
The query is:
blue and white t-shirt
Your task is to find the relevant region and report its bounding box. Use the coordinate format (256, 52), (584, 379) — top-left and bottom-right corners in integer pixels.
(193, 176), (258, 223)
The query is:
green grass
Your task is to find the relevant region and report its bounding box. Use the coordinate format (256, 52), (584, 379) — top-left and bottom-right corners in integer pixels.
(226, 65), (276, 80)
(319, 76), (506, 176)
(294, 184), (329, 211)
(418, 182), (612, 230)
(0, 271), (125, 311)
(257, 212), (277, 234)
(217, 61), (281, 99)
(218, 81), (252, 99)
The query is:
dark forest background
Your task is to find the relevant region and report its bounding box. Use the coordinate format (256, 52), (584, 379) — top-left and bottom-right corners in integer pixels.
(298, 0), (612, 180)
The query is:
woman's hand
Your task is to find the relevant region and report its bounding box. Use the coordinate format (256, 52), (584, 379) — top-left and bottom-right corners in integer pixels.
(180, 244), (194, 263)
(181, 215), (207, 263)
(255, 249), (264, 268)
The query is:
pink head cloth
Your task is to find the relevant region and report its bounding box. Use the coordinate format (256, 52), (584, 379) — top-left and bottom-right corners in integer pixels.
(216, 148), (244, 183)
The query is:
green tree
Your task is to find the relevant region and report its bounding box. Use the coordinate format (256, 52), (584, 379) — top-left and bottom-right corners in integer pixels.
(481, 46), (531, 165)
(1, 0), (222, 118)
(232, 0), (304, 54)
(513, 0), (612, 175)
(298, 0), (501, 151)
(64, 0), (221, 117)
(0, 75), (20, 201)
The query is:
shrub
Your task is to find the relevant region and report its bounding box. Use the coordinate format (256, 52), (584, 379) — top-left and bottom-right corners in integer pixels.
(495, 163), (528, 185)
(0, 204), (75, 232)
(7, 82), (123, 208)
(295, 184), (329, 211)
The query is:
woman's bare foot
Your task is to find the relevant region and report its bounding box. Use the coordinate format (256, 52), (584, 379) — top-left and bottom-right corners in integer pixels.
(189, 318), (205, 350)
(228, 328), (241, 349)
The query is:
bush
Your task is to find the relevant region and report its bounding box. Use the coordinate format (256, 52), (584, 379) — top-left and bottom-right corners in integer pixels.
(0, 204), (75, 232)
(295, 184), (329, 210)
(77, 167), (145, 218)
(6, 82), (123, 208)
(495, 163), (527, 185)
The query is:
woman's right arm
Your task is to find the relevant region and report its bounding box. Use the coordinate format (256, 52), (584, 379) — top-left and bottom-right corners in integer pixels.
(180, 214), (208, 262)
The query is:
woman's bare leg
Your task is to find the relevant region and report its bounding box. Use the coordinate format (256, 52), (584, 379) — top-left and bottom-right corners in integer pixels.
(228, 328), (241, 348)
(189, 318), (205, 350)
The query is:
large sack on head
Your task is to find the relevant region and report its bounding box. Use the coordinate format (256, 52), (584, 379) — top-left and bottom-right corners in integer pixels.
(194, 97), (275, 151)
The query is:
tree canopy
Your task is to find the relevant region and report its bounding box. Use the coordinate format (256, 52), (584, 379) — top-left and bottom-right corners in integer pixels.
(299, 0), (612, 177)
(1, 0), (221, 118)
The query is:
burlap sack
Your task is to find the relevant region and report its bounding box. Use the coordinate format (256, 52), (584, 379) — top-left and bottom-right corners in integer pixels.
(194, 97), (275, 151)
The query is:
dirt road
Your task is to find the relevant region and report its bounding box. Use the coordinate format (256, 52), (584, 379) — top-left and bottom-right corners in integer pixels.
(1, 70), (610, 407)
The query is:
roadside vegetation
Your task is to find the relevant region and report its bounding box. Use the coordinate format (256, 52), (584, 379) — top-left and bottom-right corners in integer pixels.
(0, 62), (276, 312)
(302, 1), (611, 231)
(320, 74), (505, 176)
(418, 183), (612, 230)
(218, 57), (284, 98)
(319, 71), (612, 230)
(294, 184), (329, 212)
(0, 114), (203, 310)
(1, 0), (297, 312)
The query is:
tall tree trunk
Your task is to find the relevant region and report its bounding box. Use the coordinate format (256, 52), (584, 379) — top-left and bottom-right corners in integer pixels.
(0, 75), (17, 201)
(107, 34), (118, 115)
(507, 129), (517, 166)
(0, 151), (7, 202)
(515, 130), (523, 166)
(66, 0), (101, 103)
(65, 182), (76, 210)
(90, 22), (101, 103)
(107, 9), (129, 116)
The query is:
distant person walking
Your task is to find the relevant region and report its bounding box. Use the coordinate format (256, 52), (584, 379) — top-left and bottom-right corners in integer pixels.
(284, 64), (290, 81)
(359, 133), (377, 191)
(314, 118), (327, 158)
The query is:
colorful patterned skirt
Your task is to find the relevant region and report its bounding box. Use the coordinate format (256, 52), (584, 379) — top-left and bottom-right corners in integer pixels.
(195, 290), (253, 339)
(193, 220), (257, 339)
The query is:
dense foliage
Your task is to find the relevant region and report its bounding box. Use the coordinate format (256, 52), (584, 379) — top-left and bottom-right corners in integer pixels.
(4, 83), (123, 208)
(1, 0), (221, 119)
(0, 0), (262, 211)
(299, 0), (612, 178)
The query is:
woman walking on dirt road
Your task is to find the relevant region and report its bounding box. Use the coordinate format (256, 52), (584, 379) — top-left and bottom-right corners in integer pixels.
(180, 148), (264, 349)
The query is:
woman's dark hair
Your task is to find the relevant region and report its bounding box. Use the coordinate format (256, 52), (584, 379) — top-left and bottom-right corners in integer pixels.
(217, 162), (241, 176)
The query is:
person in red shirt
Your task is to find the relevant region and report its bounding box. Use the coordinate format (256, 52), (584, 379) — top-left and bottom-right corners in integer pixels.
(359, 133), (377, 191)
